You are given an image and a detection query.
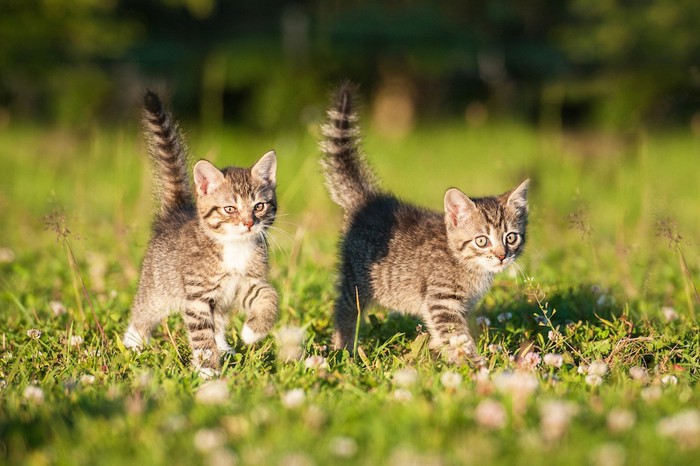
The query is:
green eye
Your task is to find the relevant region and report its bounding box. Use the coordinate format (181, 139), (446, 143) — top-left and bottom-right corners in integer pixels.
(475, 236), (489, 248)
(505, 232), (519, 245)
(223, 206), (236, 214)
(254, 202), (265, 212)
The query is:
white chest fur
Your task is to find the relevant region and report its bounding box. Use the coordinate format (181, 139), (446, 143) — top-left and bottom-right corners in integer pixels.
(221, 239), (255, 275)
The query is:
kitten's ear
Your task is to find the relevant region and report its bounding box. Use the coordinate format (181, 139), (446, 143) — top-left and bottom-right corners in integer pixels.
(193, 160), (225, 196)
(505, 179), (529, 213)
(444, 188), (477, 227)
(251, 150), (276, 185)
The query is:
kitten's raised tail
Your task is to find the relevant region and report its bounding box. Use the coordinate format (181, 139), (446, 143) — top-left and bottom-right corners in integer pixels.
(320, 83), (378, 215)
(143, 91), (192, 215)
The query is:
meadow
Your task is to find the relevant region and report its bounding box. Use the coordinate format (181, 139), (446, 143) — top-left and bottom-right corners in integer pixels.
(0, 116), (699, 465)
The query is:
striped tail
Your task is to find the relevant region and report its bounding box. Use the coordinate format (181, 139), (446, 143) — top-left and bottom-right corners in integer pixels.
(142, 91), (193, 215)
(320, 83), (378, 215)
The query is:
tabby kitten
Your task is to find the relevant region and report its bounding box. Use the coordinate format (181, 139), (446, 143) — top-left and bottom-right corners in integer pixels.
(320, 84), (529, 365)
(123, 91), (279, 377)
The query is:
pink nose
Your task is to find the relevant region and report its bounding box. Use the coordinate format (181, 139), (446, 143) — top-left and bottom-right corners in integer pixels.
(497, 253), (506, 262)
(244, 218), (254, 230)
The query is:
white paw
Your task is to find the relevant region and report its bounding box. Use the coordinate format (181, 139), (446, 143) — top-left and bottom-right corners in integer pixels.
(216, 336), (235, 356)
(196, 367), (220, 380)
(241, 324), (266, 345)
(123, 325), (146, 350)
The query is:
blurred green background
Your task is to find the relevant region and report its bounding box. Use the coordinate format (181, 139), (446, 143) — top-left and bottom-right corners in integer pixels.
(2, 0), (699, 132)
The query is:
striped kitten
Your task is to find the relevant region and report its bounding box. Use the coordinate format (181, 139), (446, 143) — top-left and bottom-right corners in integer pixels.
(320, 84), (529, 365)
(123, 92), (279, 377)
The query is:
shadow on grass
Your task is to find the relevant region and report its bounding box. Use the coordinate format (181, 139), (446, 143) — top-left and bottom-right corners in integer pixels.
(354, 282), (630, 357)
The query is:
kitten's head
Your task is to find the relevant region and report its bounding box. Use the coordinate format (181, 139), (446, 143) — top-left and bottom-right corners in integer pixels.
(444, 179), (529, 273)
(193, 151), (277, 242)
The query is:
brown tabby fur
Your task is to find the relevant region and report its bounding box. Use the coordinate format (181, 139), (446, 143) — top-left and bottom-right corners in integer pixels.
(123, 92), (278, 377)
(320, 84), (529, 365)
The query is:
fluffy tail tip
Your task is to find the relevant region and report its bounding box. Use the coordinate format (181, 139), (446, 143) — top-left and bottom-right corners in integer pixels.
(143, 90), (164, 115)
(333, 81), (358, 115)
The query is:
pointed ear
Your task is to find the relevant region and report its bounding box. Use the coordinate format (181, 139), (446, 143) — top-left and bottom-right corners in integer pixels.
(505, 179), (529, 212)
(251, 150), (276, 185)
(444, 188), (477, 227)
(193, 160), (224, 196)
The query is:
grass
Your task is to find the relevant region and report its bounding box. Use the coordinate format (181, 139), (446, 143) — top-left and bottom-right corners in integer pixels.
(0, 117), (699, 465)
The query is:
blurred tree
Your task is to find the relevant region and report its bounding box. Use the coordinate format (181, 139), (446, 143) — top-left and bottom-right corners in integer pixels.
(0, 0), (137, 124)
(557, 0), (700, 128)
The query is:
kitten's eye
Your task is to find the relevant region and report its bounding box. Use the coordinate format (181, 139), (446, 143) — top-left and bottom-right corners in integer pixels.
(253, 202), (265, 212)
(475, 236), (490, 248)
(505, 232), (519, 245)
(223, 206), (236, 214)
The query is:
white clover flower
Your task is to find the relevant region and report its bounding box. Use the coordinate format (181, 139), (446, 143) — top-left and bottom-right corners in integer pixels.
(493, 371), (538, 398)
(607, 409), (636, 433)
(657, 410), (700, 448)
(585, 374), (603, 387)
(475, 367), (491, 385)
(661, 374), (678, 386)
(207, 448), (238, 466)
(519, 352), (541, 371)
(304, 355), (329, 371)
(329, 436), (358, 458)
(588, 361), (609, 377)
(277, 326), (305, 362)
(661, 306), (679, 323)
(487, 344), (502, 353)
(629, 366), (649, 384)
(440, 371), (462, 390)
(497, 312), (512, 323)
(70, 335), (84, 347)
(0, 247), (15, 263)
(23, 385), (45, 404)
(393, 388), (413, 402)
(79, 374), (96, 385)
(475, 399), (507, 430)
(392, 368), (418, 388)
(640, 386), (662, 403)
(547, 330), (562, 343)
(475, 316), (491, 327)
(195, 380), (229, 406)
(26, 329), (42, 339)
(540, 400), (578, 441)
(589, 443), (626, 466)
(543, 353), (564, 368)
(49, 300), (66, 316)
(193, 428), (226, 452)
(577, 364), (589, 375)
(281, 388), (306, 409)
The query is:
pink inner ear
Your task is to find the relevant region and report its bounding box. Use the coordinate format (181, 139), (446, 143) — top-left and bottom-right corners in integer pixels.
(199, 178), (209, 195)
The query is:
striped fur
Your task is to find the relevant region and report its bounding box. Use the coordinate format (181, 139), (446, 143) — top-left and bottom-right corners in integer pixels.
(124, 92), (279, 377)
(320, 83), (378, 218)
(142, 91), (192, 216)
(320, 84), (529, 366)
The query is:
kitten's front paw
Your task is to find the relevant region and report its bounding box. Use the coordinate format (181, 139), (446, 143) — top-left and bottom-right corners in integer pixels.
(123, 325), (146, 351)
(192, 348), (221, 378)
(445, 334), (484, 367)
(215, 336), (236, 356)
(241, 324), (266, 345)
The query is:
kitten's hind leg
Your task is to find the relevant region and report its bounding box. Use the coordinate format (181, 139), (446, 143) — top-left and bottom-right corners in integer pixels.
(423, 298), (484, 367)
(238, 279), (278, 345)
(123, 303), (163, 350)
(333, 285), (367, 352)
(183, 298), (220, 377)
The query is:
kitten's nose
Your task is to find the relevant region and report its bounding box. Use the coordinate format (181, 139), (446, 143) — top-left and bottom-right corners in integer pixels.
(244, 218), (254, 230)
(497, 252), (506, 262)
